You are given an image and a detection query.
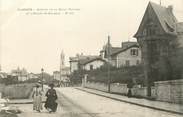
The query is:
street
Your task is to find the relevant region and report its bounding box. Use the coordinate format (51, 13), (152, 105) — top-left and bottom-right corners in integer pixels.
(17, 87), (182, 117)
(57, 87), (181, 117)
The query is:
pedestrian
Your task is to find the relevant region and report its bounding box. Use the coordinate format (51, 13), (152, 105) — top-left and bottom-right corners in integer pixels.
(127, 88), (132, 98)
(44, 83), (58, 113)
(32, 83), (43, 112)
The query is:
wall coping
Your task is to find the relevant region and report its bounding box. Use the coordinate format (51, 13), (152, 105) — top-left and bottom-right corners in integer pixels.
(111, 83), (127, 86)
(154, 79), (183, 85)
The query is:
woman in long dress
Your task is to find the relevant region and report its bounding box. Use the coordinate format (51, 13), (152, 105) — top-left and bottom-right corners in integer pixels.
(32, 83), (43, 112)
(44, 83), (58, 113)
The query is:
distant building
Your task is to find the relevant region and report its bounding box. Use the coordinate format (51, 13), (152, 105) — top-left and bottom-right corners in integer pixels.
(53, 71), (60, 81)
(69, 56), (79, 73)
(53, 67), (70, 82)
(0, 72), (7, 79)
(79, 57), (106, 71)
(61, 67), (70, 82)
(69, 54), (99, 73)
(100, 36), (141, 67)
(27, 73), (38, 79)
(110, 42), (141, 67)
(11, 67), (28, 81)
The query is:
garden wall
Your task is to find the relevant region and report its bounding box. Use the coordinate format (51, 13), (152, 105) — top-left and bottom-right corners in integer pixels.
(84, 79), (183, 103)
(155, 79), (183, 104)
(0, 83), (34, 99)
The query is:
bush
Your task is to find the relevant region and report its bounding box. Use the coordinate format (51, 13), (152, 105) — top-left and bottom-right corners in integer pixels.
(86, 65), (145, 86)
(70, 70), (83, 84)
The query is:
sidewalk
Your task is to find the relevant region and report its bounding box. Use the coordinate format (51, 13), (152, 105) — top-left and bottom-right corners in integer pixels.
(14, 104), (62, 117)
(76, 87), (183, 115)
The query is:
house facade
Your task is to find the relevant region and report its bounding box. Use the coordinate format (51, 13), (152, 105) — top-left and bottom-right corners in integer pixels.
(100, 38), (141, 68)
(27, 73), (38, 79)
(69, 54), (99, 73)
(69, 57), (79, 73)
(53, 71), (60, 81)
(53, 67), (70, 81)
(11, 67), (28, 81)
(134, 2), (183, 96)
(111, 44), (141, 68)
(80, 57), (106, 71)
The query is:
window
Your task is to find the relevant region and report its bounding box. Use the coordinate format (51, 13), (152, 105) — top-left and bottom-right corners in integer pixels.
(90, 65), (93, 70)
(143, 29), (147, 36)
(136, 60), (140, 65)
(131, 49), (138, 56)
(125, 60), (130, 66)
(145, 19), (158, 36)
(165, 22), (174, 32)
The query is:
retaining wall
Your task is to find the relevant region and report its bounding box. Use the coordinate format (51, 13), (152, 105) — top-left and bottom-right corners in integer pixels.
(84, 79), (183, 103)
(155, 79), (183, 104)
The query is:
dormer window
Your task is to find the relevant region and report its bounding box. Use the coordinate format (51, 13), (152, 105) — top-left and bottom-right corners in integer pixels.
(165, 22), (174, 32)
(143, 29), (147, 36)
(145, 19), (158, 36)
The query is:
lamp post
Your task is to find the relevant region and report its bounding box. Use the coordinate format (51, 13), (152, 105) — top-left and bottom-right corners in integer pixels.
(107, 35), (111, 93)
(41, 68), (44, 91)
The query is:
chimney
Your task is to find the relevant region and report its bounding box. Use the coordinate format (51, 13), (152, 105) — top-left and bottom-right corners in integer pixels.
(167, 5), (173, 13)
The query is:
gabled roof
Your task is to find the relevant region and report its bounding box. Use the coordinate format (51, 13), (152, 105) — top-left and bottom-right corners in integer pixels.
(150, 2), (177, 35)
(111, 44), (139, 56)
(79, 57), (106, 65)
(134, 2), (178, 38)
(110, 47), (122, 55)
(69, 55), (99, 62)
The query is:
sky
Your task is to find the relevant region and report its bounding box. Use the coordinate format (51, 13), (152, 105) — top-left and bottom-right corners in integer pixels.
(0, 0), (183, 74)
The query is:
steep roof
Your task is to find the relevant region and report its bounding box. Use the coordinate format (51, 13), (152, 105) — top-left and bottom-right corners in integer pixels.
(134, 2), (178, 37)
(79, 57), (105, 65)
(111, 44), (139, 56)
(150, 2), (177, 35)
(110, 47), (122, 55)
(69, 55), (98, 62)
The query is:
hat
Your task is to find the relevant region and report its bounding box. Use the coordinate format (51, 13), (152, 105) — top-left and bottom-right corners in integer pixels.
(49, 83), (54, 87)
(35, 83), (41, 87)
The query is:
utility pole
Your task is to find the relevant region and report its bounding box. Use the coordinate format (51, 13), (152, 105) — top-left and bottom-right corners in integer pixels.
(41, 68), (44, 91)
(159, 0), (164, 6)
(60, 50), (65, 87)
(107, 35), (111, 93)
(146, 40), (152, 97)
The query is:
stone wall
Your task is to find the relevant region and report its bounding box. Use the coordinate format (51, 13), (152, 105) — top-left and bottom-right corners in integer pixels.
(110, 83), (128, 94)
(0, 83), (34, 99)
(85, 82), (128, 94)
(131, 87), (156, 98)
(0, 84), (5, 98)
(155, 79), (183, 104)
(84, 80), (183, 103)
(85, 82), (108, 92)
(84, 82), (154, 97)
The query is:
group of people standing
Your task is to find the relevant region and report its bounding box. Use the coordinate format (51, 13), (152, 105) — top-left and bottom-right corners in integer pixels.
(32, 82), (58, 113)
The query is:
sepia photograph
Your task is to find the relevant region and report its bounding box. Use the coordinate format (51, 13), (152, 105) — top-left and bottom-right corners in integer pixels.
(0, 0), (183, 117)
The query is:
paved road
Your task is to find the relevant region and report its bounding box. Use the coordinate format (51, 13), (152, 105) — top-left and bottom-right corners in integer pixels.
(57, 87), (182, 117)
(17, 87), (182, 117)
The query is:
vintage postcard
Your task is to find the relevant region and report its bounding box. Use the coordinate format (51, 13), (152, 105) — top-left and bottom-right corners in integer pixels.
(0, 0), (183, 117)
